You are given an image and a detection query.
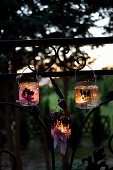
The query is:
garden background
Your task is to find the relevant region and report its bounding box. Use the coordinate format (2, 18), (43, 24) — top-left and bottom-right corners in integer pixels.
(0, 0), (113, 169)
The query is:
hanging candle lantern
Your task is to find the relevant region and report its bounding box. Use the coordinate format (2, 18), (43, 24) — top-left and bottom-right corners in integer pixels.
(47, 108), (71, 155)
(75, 75), (99, 109)
(16, 79), (39, 106)
(51, 113), (71, 139)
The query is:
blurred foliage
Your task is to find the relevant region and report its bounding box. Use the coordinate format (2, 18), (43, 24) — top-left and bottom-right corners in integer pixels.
(0, 0), (112, 40)
(20, 112), (30, 149)
(0, 0), (113, 73)
(41, 77), (113, 146)
(55, 162), (85, 170)
(43, 98), (50, 121)
(69, 97), (85, 126)
(98, 75), (113, 102)
(91, 107), (110, 146)
(0, 0), (113, 166)
(39, 162), (85, 170)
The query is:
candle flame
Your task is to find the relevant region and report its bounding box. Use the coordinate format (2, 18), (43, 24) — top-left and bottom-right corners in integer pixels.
(81, 96), (84, 102)
(55, 119), (71, 138)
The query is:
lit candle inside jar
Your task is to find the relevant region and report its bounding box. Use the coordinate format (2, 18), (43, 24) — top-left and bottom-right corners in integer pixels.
(78, 95), (87, 107)
(55, 120), (71, 138)
(17, 82), (39, 106)
(80, 99), (87, 106)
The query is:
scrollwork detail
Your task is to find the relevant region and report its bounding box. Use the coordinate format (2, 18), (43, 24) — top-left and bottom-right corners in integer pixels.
(0, 149), (16, 170)
(28, 46), (57, 72)
(57, 46), (86, 71)
(82, 147), (113, 170)
(27, 45), (87, 72)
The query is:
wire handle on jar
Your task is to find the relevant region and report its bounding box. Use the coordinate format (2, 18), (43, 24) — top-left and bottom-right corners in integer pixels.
(16, 66), (41, 86)
(36, 70), (41, 88)
(16, 67), (29, 85)
(75, 64), (97, 83)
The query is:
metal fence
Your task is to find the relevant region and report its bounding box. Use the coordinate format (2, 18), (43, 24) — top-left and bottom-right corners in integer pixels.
(0, 37), (113, 170)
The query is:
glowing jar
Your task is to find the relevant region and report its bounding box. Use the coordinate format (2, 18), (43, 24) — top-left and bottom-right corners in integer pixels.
(75, 78), (99, 109)
(53, 116), (71, 139)
(47, 110), (71, 139)
(17, 80), (39, 106)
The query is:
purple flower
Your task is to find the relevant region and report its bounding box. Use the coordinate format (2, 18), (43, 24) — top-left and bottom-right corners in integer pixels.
(51, 127), (67, 155)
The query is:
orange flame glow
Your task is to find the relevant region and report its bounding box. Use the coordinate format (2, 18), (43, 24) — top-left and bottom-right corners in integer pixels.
(55, 119), (71, 138)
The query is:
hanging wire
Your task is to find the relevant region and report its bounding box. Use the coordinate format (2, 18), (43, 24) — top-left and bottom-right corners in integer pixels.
(16, 67), (29, 85)
(75, 64), (97, 83)
(16, 66), (41, 85)
(36, 70), (41, 88)
(85, 65), (97, 81)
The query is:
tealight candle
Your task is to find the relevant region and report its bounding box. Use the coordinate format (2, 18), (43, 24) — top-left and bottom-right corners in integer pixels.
(75, 82), (99, 109)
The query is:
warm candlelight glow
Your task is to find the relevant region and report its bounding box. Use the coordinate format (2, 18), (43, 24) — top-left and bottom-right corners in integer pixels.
(17, 81), (39, 106)
(75, 85), (99, 109)
(54, 119), (71, 138)
(48, 111), (72, 155)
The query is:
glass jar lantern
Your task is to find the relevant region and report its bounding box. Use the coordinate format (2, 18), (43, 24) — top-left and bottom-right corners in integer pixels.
(75, 77), (99, 109)
(17, 80), (39, 106)
(46, 109), (71, 155)
(51, 115), (71, 139)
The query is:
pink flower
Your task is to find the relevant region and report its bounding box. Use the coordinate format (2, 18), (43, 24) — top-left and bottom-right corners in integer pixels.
(51, 127), (67, 155)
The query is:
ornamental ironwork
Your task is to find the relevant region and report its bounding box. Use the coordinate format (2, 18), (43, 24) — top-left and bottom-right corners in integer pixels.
(0, 37), (113, 170)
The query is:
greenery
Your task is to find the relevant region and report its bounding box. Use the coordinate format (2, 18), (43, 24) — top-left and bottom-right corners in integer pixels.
(0, 0), (113, 73)
(39, 75), (113, 154)
(54, 162), (85, 170)
(91, 108), (106, 146)
(20, 113), (30, 149)
(0, 0), (113, 169)
(43, 98), (50, 119)
(98, 75), (113, 102)
(0, 0), (113, 40)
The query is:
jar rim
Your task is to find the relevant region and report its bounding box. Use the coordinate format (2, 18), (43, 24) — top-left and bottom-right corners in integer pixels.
(19, 77), (37, 83)
(76, 75), (96, 83)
